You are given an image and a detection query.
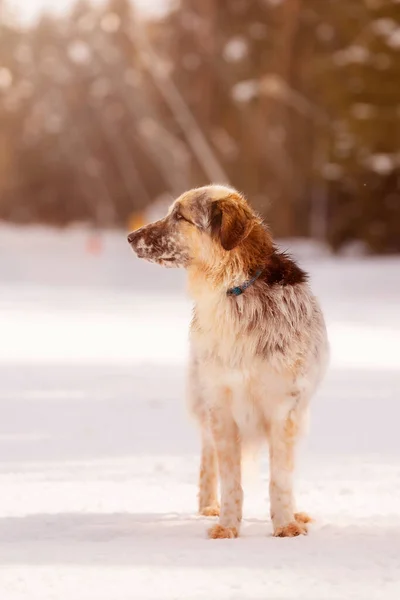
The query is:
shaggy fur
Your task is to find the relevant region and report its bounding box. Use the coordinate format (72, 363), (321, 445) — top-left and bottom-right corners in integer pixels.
(128, 184), (329, 539)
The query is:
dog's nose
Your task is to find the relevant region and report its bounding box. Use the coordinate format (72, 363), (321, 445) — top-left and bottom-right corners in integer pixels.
(127, 231), (137, 244)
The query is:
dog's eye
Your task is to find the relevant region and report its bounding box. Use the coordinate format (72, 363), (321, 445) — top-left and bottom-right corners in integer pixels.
(175, 211), (194, 225)
(176, 213), (189, 223)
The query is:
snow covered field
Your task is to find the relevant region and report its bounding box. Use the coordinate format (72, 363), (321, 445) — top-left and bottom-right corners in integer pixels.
(0, 225), (399, 600)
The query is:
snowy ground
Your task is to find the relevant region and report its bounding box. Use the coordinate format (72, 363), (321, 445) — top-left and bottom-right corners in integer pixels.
(0, 224), (399, 600)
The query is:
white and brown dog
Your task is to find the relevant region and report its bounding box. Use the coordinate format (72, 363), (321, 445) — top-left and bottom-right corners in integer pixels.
(128, 185), (329, 539)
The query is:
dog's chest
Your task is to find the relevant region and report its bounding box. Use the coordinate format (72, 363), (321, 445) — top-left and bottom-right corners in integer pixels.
(191, 294), (268, 369)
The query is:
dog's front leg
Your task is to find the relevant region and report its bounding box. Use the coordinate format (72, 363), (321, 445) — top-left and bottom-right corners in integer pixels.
(207, 399), (242, 539)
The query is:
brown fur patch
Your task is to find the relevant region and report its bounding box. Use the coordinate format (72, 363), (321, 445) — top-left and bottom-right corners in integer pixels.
(200, 505), (220, 517)
(294, 512), (313, 524)
(208, 524), (238, 539)
(211, 196), (254, 251)
(274, 521), (308, 537)
(284, 414), (300, 440)
(261, 250), (308, 287)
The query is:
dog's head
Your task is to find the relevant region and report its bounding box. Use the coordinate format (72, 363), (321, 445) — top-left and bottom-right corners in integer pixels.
(127, 184), (258, 268)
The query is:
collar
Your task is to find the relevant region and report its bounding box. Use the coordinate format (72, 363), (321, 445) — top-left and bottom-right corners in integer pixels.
(227, 268), (264, 297)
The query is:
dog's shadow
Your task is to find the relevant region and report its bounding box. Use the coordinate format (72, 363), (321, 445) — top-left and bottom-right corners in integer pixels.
(0, 511), (399, 574)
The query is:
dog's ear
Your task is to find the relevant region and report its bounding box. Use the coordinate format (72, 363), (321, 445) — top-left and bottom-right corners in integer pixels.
(210, 197), (252, 251)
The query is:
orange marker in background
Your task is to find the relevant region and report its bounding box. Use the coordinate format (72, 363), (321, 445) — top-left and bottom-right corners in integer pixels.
(85, 212), (145, 256)
(86, 231), (103, 255)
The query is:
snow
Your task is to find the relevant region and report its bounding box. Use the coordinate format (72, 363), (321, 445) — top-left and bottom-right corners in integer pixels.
(0, 224), (400, 599)
(366, 153), (397, 175)
(372, 19), (400, 48)
(387, 28), (400, 49)
(67, 40), (92, 65)
(232, 79), (259, 103)
(223, 37), (248, 63)
(334, 45), (370, 66)
(9, 1), (170, 26)
(372, 18), (397, 37)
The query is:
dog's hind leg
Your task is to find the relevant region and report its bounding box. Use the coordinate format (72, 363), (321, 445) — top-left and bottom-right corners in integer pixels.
(198, 430), (219, 517)
(269, 409), (308, 538)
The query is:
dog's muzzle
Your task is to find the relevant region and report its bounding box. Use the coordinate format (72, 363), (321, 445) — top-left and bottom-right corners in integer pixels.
(127, 230), (144, 257)
(127, 231), (136, 245)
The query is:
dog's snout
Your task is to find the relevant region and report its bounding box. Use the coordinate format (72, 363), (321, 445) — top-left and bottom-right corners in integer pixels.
(128, 228), (147, 257)
(127, 231), (138, 245)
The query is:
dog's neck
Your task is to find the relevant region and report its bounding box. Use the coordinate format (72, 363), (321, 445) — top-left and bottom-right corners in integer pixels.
(187, 234), (307, 304)
(226, 268), (264, 297)
(187, 224), (272, 300)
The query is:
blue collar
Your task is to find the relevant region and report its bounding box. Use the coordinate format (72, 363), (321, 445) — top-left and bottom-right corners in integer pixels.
(227, 269), (264, 297)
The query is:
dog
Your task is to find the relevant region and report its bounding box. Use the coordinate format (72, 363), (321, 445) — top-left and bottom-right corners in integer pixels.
(128, 184), (329, 539)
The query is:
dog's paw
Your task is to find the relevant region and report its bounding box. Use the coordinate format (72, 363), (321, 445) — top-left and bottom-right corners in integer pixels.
(294, 511), (313, 524)
(200, 505), (220, 517)
(274, 521), (308, 538)
(208, 524), (238, 539)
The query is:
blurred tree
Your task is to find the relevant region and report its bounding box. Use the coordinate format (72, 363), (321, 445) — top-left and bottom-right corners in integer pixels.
(304, 0), (400, 252)
(0, 0), (399, 252)
(160, 0), (325, 236)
